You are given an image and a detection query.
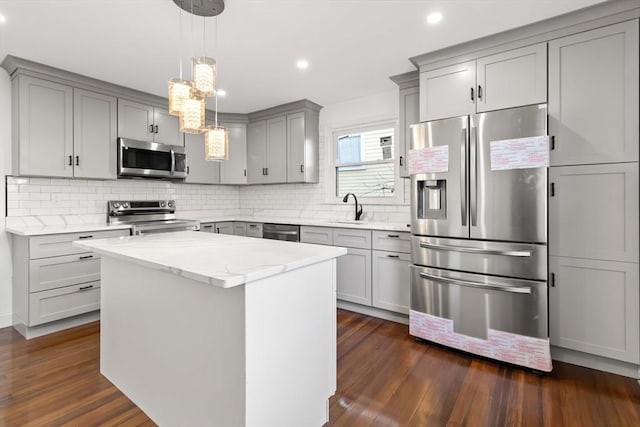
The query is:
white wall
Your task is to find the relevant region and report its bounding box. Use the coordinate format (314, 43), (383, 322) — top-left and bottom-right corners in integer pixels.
(1, 69), (13, 327)
(239, 90), (411, 223)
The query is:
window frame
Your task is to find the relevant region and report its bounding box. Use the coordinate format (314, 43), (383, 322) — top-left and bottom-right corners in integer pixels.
(326, 119), (404, 205)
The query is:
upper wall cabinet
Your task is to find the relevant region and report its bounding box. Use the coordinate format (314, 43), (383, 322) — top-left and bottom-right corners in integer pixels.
(184, 123), (220, 185)
(287, 110), (320, 183)
(419, 43), (547, 121)
(11, 76), (117, 179)
(117, 99), (182, 146)
(220, 121), (248, 185)
(391, 71), (420, 179)
(549, 20), (639, 166)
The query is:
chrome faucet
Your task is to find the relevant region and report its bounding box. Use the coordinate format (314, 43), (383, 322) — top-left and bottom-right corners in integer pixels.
(342, 193), (363, 221)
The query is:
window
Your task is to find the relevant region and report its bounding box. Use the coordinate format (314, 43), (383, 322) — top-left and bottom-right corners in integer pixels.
(330, 122), (400, 201)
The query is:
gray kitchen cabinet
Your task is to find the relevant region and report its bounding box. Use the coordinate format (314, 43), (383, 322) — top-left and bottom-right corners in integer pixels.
(118, 99), (182, 146)
(419, 43), (547, 121)
(549, 20), (639, 166)
(337, 247), (372, 306)
(372, 250), (410, 315)
(245, 222), (263, 238)
(13, 75), (73, 177)
(184, 131), (220, 184)
(200, 223), (216, 233)
(73, 88), (117, 180)
(247, 120), (267, 184)
(234, 222), (247, 236)
(549, 163), (639, 263)
(286, 110), (320, 183)
(549, 256), (639, 363)
(215, 222), (234, 235)
(300, 226), (333, 246)
(219, 122), (248, 184)
(390, 71), (420, 179)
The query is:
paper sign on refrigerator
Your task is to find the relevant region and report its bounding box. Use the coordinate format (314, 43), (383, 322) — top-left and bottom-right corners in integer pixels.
(408, 146), (449, 175)
(490, 136), (550, 171)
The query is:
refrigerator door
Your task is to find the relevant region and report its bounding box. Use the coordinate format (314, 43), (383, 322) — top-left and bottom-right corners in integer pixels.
(470, 104), (548, 243)
(410, 116), (469, 238)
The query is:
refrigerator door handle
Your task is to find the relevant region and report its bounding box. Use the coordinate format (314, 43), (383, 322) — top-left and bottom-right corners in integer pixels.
(419, 272), (532, 294)
(461, 128), (468, 226)
(419, 242), (532, 257)
(470, 125), (478, 226)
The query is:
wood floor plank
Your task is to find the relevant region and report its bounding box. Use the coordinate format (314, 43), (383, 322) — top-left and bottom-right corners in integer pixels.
(1, 310), (639, 426)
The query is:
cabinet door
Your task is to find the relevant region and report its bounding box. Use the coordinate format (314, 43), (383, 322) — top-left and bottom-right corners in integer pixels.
(286, 112), (306, 182)
(29, 282), (101, 326)
(266, 116), (287, 183)
(419, 61), (476, 122)
(372, 251), (410, 314)
(549, 256), (639, 363)
(245, 223), (263, 238)
(215, 222), (234, 235)
(200, 223), (216, 233)
(549, 20), (639, 166)
(220, 122), (248, 184)
(247, 120), (267, 184)
(16, 76), (73, 177)
(117, 99), (154, 142)
(234, 222), (247, 236)
(300, 226), (333, 246)
(476, 43), (547, 113)
(398, 85), (419, 178)
(184, 132), (220, 184)
(29, 253), (101, 293)
(153, 107), (182, 146)
(73, 89), (117, 179)
(549, 164), (638, 262)
(336, 247), (372, 306)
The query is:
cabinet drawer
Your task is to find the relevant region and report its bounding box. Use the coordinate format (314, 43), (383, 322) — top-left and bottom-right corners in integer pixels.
(372, 230), (411, 253)
(246, 223), (263, 238)
(234, 222), (247, 236)
(333, 228), (371, 249)
(300, 226), (333, 245)
(29, 282), (101, 326)
(200, 223), (216, 233)
(30, 253), (101, 293)
(29, 229), (129, 259)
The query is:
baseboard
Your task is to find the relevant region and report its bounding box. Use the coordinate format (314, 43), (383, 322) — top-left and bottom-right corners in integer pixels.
(552, 346), (640, 379)
(0, 313), (12, 329)
(13, 311), (100, 339)
(337, 301), (409, 325)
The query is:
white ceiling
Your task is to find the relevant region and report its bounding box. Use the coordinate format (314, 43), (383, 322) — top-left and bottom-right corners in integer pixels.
(0, 0), (607, 113)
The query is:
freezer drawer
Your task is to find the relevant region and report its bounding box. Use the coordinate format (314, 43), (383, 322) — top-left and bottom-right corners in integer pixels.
(411, 236), (547, 281)
(410, 265), (547, 339)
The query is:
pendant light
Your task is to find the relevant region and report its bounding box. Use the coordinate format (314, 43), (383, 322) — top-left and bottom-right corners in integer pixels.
(204, 93), (228, 160)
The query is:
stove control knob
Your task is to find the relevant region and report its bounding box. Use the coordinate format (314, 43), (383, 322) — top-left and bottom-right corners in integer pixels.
(160, 201), (166, 207)
(123, 202), (129, 208)
(113, 202), (120, 209)
(168, 201), (174, 208)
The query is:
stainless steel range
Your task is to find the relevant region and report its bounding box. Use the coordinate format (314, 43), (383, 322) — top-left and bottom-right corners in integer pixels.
(108, 200), (200, 235)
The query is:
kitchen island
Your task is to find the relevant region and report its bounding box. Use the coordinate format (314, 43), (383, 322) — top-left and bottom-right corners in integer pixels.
(74, 231), (346, 427)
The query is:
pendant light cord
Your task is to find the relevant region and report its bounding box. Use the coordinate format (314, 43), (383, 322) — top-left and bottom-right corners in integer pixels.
(178, 2), (183, 78)
(214, 8), (218, 127)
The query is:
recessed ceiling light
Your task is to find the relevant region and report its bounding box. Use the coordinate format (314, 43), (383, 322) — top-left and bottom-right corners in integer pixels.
(296, 59), (309, 70)
(217, 89), (227, 97)
(0, 14), (7, 24)
(426, 12), (443, 25)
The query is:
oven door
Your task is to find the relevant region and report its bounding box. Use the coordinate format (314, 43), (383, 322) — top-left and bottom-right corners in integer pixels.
(118, 138), (174, 178)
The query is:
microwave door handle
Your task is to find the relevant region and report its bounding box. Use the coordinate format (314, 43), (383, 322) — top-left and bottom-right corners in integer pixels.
(419, 272), (532, 294)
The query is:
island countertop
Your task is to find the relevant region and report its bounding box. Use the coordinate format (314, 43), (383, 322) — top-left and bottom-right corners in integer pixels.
(73, 230), (347, 288)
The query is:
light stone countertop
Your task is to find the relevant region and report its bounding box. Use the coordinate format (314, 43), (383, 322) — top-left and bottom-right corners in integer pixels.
(73, 230), (347, 288)
(6, 216), (411, 236)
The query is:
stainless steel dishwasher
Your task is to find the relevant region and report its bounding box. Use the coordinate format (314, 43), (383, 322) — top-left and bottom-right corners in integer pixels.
(262, 223), (300, 242)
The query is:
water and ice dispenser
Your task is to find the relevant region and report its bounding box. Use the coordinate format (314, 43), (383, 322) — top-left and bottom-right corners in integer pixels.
(416, 179), (446, 220)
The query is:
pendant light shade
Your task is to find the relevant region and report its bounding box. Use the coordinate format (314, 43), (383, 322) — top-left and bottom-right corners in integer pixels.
(180, 97), (205, 134)
(168, 78), (193, 116)
(192, 56), (217, 96)
(204, 125), (229, 160)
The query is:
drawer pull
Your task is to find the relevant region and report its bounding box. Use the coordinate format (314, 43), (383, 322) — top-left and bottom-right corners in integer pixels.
(387, 234), (400, 238)
(202, 225), (213, 228)
(78, 235), (94, 240)
(387, 254), (400, 258)
(78, 284), (94, 291)
(249, 224), (258, 228)
(78, 255), (94, 260)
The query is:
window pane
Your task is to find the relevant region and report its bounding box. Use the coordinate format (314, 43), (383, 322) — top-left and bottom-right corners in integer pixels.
(336, 128), (394, 164)
(337, 135), (361, 164)
(336, 163), (395, 198)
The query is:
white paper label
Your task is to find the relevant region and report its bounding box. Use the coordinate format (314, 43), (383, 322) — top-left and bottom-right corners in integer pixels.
(490, 136), (550, 171)
(408, 146), (449, 174)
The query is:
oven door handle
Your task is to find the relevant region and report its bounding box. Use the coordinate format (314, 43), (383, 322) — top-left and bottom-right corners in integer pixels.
(419, 272), (532, 294)
(264, 230), (299, 236)
(419, 242), (531, 257)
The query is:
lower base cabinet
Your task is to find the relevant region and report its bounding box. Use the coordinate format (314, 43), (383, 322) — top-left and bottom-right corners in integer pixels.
(549, 256), (640, 364)
(336, 248), (372, 305)
(372, 250), (411, 314)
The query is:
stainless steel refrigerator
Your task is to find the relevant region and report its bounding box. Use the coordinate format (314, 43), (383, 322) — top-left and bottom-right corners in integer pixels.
(409, 104), (552, 372)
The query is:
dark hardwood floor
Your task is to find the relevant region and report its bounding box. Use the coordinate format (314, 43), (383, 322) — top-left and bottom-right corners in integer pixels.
(1, 310), (639, 426)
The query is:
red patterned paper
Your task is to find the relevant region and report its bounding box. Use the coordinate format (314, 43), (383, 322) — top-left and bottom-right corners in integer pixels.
(409, 310), (552, 372)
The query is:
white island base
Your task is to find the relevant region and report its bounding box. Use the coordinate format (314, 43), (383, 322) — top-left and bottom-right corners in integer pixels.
(100, 256), (337, 427)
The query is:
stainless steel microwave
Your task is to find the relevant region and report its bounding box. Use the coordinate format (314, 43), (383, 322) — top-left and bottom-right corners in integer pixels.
(117, 138), (187, 179)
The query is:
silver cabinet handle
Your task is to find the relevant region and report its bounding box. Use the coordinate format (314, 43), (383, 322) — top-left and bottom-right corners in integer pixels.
(149, 124), (154, 134)
(478, 85), (483, 100)
(419, 242), (531, 257)
(78, 284), (94, 291)
(154, 125), (159, 134)
(470, 87), (474, 102)
(300, 164), (304, 173)
(78, 255), (94, 260)
(78, 235), (94, 239)
(75, 155), (79, 166)
(387, 254), (400, 258)
(399, 156), (404, 167)
(387, 234), (399, 238)
(419, 272), (531, 294)
(68, 155), (73, 166)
